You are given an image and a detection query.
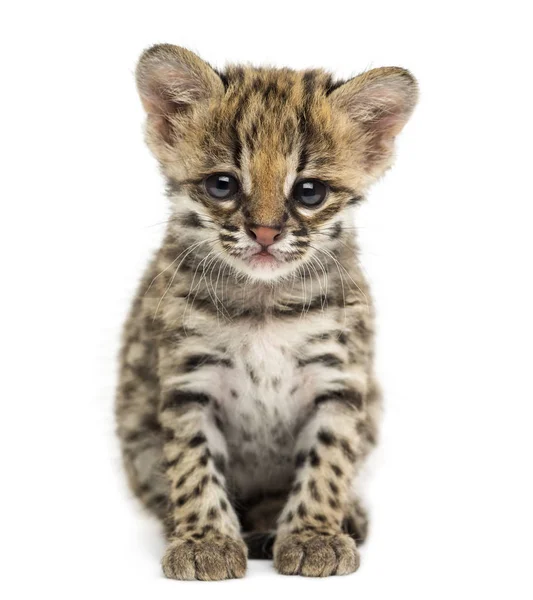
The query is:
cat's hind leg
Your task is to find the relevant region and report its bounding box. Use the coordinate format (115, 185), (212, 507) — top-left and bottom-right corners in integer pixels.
(238, 492), (287, 559)
(342, 495), (369, 545)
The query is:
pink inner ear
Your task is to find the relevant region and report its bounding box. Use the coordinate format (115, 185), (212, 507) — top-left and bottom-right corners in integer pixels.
(375, 111), (408, 138)
(331, 69), (417, 143)
(360, 84), (413, 138)
(138, 66), (196, 143)
(139, 64), (205, 117)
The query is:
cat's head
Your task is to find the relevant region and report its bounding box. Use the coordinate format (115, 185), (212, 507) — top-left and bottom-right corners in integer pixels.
(136, 45), (417, 282)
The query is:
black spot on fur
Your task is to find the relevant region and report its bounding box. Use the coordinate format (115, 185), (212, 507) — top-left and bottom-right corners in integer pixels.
(139, 413), (159, 433)
(162, 390), (211, 412)
(184, 354), (233, 372)
(207, 506), (219, 520)
(176, 494), (189, 507)
(308, 479), (321, 502)
(343, 514), (368, 544)
(246, 364), (259, 384)
(331, 463), (343, 477)
(329, 497), (340, 509)
(291, 481), (302, 495)
(176, 467), (194, 489)
(213, 453), (226, 474)
(188, 432), (207, 448)
(309, 448), (321, 467)
(314, 388), (363, 409)
(329, 221), (343, 239)
(164, 453), (183, 470)
(163, 428), (174, 442)
(328, 184), (355, 196)
(128, 364), (158, 384)
(295, 451), (307, 468)
(220, 233), (237, 243)
(181, 211), (205, 229)
(356, 420), (377, 445)
(271, 293), (329, 318)
(148, 494), (167, 511)
(340, 439), (357, 462)
(298, 354), (343, 368)
(291, 527), (302, 535)
(317, 428), (336, 446)
(329, 480), (340, 495)
(193, 474), (209, 497)
(297, 502), (307, 518)
(307, 332), (331, 343)
(292, 225), (308, 237)
(199, 449), (211, 467)
(166, 178), (182, 195)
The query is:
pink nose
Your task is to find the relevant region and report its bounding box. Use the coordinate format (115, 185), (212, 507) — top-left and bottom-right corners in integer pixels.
(247, 225), (282, 247)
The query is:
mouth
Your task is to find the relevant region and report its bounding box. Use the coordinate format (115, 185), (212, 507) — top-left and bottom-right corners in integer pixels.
(248, 249), (280, 268)
(227, 243), (300, 281)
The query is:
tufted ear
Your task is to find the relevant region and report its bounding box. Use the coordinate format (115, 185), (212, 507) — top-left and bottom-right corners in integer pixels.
(136, 44), (224, 143)
(329, 67), (418, 162)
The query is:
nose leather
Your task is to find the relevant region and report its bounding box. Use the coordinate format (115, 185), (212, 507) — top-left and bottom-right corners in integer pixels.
(248, 225), (282, 247)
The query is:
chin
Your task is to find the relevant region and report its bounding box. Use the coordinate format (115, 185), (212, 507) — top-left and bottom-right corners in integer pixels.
(228, 253), (300, 282)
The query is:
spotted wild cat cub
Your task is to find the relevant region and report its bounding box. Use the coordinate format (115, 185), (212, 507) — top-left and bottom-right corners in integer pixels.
(116, 44), (417, 580)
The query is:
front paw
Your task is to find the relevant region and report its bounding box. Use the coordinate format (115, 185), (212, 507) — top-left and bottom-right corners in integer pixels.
(162, 535), (247, 581)
(274, 532), (359, 577)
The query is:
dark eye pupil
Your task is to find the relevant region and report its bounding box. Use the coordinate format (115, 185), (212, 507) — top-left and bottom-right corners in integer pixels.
(294, 180), (327, 207)
(302, 182), (316, 197)
(205, 173), (238, 199)
(217, 176), (230, 191)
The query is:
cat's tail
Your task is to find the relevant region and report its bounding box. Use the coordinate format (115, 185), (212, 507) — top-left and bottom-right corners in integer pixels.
(242, 531), (275, 559)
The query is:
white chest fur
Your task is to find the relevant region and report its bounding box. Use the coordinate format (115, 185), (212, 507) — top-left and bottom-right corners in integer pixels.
(194, 312), (341, 496)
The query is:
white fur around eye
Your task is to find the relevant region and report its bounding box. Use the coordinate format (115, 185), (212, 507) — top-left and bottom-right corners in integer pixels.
(293, 191), (334, 218)
(240, 145), (253, 195)
(283, 149), (300, 198)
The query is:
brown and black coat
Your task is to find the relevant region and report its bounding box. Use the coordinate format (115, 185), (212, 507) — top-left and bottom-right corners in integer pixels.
(116, 44), (417, 580)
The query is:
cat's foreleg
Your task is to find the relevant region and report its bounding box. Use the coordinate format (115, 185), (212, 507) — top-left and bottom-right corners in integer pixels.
(159, 388), (246, 580)
(274, 391), (367, 577)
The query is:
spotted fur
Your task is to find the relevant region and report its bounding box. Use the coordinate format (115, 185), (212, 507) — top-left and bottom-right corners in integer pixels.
(116, 44), (417, 580)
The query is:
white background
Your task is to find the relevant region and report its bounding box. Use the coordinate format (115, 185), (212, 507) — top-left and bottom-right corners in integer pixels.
(1, 1), (532, 598)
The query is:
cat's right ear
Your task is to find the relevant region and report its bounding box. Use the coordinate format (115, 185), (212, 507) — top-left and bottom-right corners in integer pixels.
(136, 44), (224, 145)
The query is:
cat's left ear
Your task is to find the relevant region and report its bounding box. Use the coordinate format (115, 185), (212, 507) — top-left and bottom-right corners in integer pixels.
(329, 67), (418, 162)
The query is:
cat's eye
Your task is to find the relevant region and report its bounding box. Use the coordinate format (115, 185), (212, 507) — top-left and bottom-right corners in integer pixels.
(293, 179), (328, 208)
(204, 173), (239, 200)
